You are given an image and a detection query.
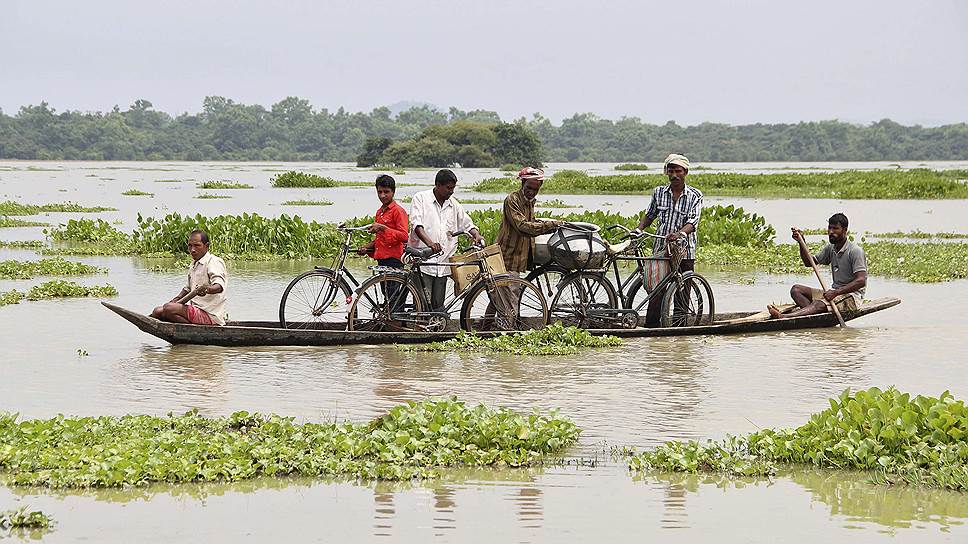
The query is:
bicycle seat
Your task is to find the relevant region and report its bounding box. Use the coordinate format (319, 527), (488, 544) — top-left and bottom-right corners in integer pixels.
(606, 240), (631, 256)
(404, 246), (436, 259)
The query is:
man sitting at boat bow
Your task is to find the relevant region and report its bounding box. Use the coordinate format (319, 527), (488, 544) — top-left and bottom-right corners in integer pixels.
(769, 213), (867, 319)
(151, 229), (227, 325)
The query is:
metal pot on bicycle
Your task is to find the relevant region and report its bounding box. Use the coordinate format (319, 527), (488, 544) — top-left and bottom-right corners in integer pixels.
(544, 222), (609, 270)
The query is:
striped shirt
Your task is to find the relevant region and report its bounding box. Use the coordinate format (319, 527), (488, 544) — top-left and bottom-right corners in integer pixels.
(496, 190), (559, 272)
(645, 184), (703, 259)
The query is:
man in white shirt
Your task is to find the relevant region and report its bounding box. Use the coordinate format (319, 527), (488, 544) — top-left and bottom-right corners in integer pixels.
(408, 169), (485, 310)
(151, 229), (228, 325)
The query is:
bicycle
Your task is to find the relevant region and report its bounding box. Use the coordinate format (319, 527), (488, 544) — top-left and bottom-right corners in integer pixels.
(542, 223), (715, 328)
(346, 233), (549, 332)
(278, 224), (373, 329)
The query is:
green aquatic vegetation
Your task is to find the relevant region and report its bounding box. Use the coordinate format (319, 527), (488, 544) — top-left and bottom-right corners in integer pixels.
(0, 398), (580, 488)
(472, 169), (968, 199)
(121, 189), (154, 196)
(270, 171), (365, 188)
(0, 217), (48, 228)
(403, 323), (623, 356)
(614, 163), (650, 171)
(536, 199), (580, 208)
(0, 507), (54, 529)
(0, 290), (25, 306)
(25, 280), (118, 300)
(870, 230), (968, 240)
(153, 179), (183, 183)
(0, 240), (45, 249)
(629, 387), (968, 491)
(0, 257), (104, 280)
(700, 240), (968, 283)
(0, 201), (117, 215)
(196, 193), (232, 199)
(197, 180), (252, 189)
(48, 218), (130, 246)
(282, 199), (333, 206)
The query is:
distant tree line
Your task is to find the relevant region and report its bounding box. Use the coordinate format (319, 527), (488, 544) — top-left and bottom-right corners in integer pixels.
(1, 97), (966, 162)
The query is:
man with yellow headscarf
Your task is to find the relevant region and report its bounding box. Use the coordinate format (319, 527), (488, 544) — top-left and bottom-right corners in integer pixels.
(636, 153), (704, 327)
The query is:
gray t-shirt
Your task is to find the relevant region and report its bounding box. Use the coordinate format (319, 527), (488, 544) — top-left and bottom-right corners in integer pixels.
(814, 241), (867, 299)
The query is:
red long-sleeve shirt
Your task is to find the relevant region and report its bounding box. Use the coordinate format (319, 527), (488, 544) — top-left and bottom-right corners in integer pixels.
(373, 200), (409, 260)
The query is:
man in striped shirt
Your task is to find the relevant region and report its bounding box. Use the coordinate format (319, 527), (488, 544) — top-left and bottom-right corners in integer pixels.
(636, 153), (704, 326)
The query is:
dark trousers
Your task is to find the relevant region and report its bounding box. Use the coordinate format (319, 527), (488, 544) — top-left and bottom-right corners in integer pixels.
(645, 259), (694, 327)
(419, 273), (448, 311)
(377, 258), (404, 312)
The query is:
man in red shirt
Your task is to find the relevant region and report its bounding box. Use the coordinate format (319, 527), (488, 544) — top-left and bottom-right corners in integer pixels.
(358, 174), (409, 267)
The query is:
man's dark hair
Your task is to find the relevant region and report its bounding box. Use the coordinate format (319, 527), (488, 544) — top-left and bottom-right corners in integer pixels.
(435, 169), (458, 185)
(828, 213), (849, 230)
(375, 174), (396, 190)
(189, 229), (210, 245)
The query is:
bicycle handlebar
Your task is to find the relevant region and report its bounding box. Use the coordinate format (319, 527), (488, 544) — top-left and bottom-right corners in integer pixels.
(337, 223), (374, 233)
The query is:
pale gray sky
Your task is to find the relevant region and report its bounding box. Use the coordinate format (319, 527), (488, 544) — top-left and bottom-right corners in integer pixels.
(3, 0), (966, 126)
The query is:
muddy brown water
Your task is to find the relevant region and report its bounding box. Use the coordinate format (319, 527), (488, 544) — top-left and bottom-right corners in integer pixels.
(2, 162), (968, 542)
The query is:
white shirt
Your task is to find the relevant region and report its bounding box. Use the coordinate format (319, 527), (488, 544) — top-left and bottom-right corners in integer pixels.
(184, 251), (228, 325)
(407, 189), (477, 277)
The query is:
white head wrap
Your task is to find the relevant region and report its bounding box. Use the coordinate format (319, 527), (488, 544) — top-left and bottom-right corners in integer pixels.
(663, 153), (690, 171)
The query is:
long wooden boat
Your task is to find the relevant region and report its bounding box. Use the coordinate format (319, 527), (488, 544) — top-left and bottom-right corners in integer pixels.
(102, 297), (900, 347)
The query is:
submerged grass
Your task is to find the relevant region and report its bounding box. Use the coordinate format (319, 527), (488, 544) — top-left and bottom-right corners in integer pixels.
(0, 201), (117, 215)
(472, 169), (968, 199)
(402, 323), (623, 356)
(0, 398), (580, 488)
(0, 258), (104, 280)
(629, 387), (968, 491)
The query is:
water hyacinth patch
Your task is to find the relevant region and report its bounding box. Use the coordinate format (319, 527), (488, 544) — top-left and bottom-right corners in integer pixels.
(0, 507), (54, 529)
(0, 290), (25, 306)
(0, 200), (117, 215)
(403, 323), (623, 356)
(25, 280), (118, 300)
(121, 189), (154, 197)
(196, 193), (232, 199)
(0, 258), (104, 280)
(0, 217), (48, 228)
(629, 387), (968, 490)
(0, 240), (45, 249)
(270, 171), (364, 188)
(197, 181), (253, 189)
(282, 199), (334, 206)
(472, 169), (968, 199)
(0, 398), (580, 488)
(614, 163), (650, 171)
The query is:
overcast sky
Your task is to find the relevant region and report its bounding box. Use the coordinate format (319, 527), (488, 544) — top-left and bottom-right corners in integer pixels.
(2, 0), (966, 126)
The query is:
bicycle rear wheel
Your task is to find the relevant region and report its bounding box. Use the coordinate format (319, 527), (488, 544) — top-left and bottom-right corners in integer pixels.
(549, 271), (619, 328)
(525, 264), (569, 301)
(279, 268), (353, 329)
(659, 273), (715, 327)
(459, 277), (549, 332)
(347, 274), (426, 331)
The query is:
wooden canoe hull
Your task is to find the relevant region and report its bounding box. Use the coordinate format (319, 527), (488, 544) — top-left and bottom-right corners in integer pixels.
(102, 297), (901, 347)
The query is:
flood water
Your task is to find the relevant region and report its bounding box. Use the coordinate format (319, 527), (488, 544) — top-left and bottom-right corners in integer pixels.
(2, 161), (968, 542)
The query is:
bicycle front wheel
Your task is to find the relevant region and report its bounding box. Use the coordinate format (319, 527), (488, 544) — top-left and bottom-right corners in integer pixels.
(659, 273), (715, 327)
(459, 277), (549, 332)
(347, 274), (426, 332)
(549, 271), (619, 328)
(279, 268), (353, 329)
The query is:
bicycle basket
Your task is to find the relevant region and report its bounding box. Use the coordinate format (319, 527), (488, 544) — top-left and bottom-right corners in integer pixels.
(547, 224), (608, 270)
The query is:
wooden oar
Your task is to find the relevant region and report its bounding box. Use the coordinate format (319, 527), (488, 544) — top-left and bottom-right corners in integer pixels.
(795, 232), (846, 328)
(176, 284), (209, 305)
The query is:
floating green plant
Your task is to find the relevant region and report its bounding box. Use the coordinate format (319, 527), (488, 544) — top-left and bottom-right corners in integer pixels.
(196, 193), (232, 199)
(0, 258), (104, 280)
(0, 398), (580, 488)
(25, 280), (118, 300)
(282, 199), (333, 206)
(0, 218), (48, 228)
(196, 181), (252, 189)
(0, 240), (45, 249)
(0, 201), (117, 215)
(121, 189), (154, 196)
(270, 171), (361, 188)
(629, 387), (968, 490)
(614, 163), (650, 171)
(0, 507), (54, 529)
(473, 169), (968, 199)
(0, 290), (25, 306)
(403, 323), (622, 356)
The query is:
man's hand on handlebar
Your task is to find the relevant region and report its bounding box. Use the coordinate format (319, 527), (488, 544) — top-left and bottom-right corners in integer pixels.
(665, 231), (685, 243)
(429, 242), (443, 253)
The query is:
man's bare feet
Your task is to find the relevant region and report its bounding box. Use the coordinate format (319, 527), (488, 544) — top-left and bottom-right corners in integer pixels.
(767, 304), (784, 319)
